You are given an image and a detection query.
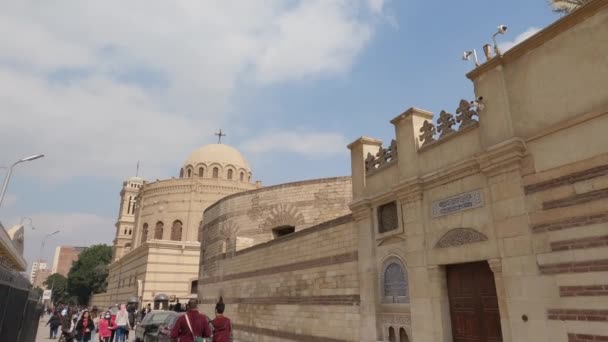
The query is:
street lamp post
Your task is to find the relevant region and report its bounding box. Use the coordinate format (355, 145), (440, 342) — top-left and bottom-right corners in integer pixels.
(33, 230), (60, 288)
(0, 154), (44, 208)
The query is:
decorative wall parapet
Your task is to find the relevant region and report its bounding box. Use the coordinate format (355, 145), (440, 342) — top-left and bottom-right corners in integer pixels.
(365, 139), (398, 174)
(419, 99), (481, 148)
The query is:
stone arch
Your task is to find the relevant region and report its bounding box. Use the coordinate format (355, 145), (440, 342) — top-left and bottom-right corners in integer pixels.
(141, 223), (149, 244)
(261, 204), (305, 232)
(388, 327), (396, 342)
(435, 228), (488, 248)
(399, 328), (409, 342)
(154, 221), (164, 240)
(209, 163), (222, 179)
(196, 163), (207, 177)
(171, 220), (183, 241)
(381, 256), (409, 303)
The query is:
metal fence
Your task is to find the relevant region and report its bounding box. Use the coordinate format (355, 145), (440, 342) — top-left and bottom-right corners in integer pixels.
(0, 263), (42, 342)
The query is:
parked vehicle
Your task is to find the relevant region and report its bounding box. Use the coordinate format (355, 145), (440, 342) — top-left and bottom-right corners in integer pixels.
(134, 311), (176, 342)
(156, 312), (184, 342)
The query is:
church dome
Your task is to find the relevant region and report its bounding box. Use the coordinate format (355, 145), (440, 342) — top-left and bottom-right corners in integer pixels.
(181, 144), (252, 181)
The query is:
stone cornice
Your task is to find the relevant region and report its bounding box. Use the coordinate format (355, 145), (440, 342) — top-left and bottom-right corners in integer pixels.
(349, 200), (372, 221)
(355, 138), (528, 205)
(475, 138), (528, 177)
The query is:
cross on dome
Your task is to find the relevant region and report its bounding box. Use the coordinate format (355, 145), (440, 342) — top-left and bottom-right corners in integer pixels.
(214, 129), (227, 144)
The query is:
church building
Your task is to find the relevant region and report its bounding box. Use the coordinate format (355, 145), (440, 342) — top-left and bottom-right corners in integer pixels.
(90, 142), (260, 307)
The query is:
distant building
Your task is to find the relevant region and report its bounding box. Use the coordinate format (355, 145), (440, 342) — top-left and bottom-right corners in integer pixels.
(29, 259), (47, 283)
(51, 246), (85, 277)
(33, 268), (51, 289)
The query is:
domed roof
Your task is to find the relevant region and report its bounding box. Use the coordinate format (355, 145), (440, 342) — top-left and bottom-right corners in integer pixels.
(184, 144), (251, 171)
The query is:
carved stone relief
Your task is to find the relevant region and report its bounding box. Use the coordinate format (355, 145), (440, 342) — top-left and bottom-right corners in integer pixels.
(379, 314), (412, 325)
(365, 139), (398, 173)
(260, 203), (305, 231)
(435, 228), (488, 248)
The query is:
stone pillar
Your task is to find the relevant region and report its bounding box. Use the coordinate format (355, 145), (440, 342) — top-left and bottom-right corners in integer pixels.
(390, 107), (433, 179)
(488, 258), (512, 342)
(348, 137), (383, 200)
(427, 265), (452, 342)
(351, 205), (379, 342)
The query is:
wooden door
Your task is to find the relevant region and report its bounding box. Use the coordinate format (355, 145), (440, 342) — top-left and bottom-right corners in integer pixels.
(446, 261), (503, 342)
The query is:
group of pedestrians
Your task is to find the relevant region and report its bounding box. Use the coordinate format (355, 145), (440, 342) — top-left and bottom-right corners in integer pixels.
(170, 297), (232, 342)
(45, 303), (136, 342)
(43, 297), (231, 342)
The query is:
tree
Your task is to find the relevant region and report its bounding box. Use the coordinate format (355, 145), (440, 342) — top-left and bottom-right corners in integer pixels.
(550, 0), (591, 14)
(66, 244), (112, 304)
(43, 273), (70, 304)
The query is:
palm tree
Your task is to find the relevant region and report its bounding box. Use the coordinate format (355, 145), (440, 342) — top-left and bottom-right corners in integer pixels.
(550, 0), (592, 14)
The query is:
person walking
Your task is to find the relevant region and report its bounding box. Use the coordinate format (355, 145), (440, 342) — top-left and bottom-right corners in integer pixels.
(114, 304), (132, 342)
(46, 310), (61, 339)
(170, 299), (211, 342)
(97, 311), (115, 342)
(60, 308), (76, 342)
(91, 309), (100, 342)
(75, 310), (95, 342)
(211, 297), (232, 342)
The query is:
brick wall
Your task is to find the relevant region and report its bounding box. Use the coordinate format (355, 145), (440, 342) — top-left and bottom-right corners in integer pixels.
(199, 216), (360, 342)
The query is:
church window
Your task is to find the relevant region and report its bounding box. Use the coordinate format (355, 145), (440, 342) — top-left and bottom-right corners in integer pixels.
(382, 258), (409, 303)
(240, 172), (244, 181)
(124, 229), (127, 235)
(198, 167), (204, 177)
(179, 168), (184, 178)
(212, 167), (219, 178)
(272, 225), (295, 239)
(171, 220), (183, 241)
(141, 223), (149, 244)
(197, 221), (203, 242)
(187, 168), (192, 178)
(400, 328), (409, 342)
(378, 201), (398, 234)
(154, 221), (164, 240)
(227, 169), (233, 180)
(190, 280), (198, 294)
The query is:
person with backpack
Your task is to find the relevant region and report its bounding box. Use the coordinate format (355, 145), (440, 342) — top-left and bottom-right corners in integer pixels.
(46, 310), (62, 339)
(60, 308), (76, 342)
(170, 298), (211, 342)
(211, 297), (232, 342)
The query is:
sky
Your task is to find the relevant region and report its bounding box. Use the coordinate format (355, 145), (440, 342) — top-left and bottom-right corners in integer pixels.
(0, 0), (560, 273)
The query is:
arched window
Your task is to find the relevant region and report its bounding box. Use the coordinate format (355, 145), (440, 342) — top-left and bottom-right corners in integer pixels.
(382, 258), (409, 303)
(272, 225), (295, 239)
(388, 327), (396, 342)
(240, 172), (244, 181)
(187, 168), (192, 178)
(141, 223), (149, 244)
(154, 221), (164, 240)
(197, 221), (203, 242)
(179, 168), (184, 178)
(171, 220), (183, 241)
(212, 167), (219, 178)
(400, 328), (409, 342)
(227, 169), (233, 180)
(198, 167), (204, 177)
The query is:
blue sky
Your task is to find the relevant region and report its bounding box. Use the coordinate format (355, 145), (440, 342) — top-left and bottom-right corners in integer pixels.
(0, 0), (559, 272)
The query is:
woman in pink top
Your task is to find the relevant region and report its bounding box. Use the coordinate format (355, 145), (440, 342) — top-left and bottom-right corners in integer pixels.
(98, 311), (115, 342)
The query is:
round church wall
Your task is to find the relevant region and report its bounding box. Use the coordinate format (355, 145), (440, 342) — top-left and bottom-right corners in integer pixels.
(201, 176), (352, 274)
(132, 177), (258, 248)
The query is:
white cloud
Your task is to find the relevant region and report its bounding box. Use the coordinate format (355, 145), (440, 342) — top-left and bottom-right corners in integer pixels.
(241, 131), (349, 158)
(0, 1), (391, 181)
(499, 27), (541, 52)
(4, 212), (115, 272)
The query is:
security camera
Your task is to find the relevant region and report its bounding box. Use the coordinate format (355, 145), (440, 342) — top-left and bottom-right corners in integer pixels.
(497, 25), (508, 34)
(476, 96), (484, 102)
(493, 24), (509, 56)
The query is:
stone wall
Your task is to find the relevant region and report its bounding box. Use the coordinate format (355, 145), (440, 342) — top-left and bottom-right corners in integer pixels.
(348, 2), (608, 342)
(201, 176), (352, 273)
(199, 215), (360, 342)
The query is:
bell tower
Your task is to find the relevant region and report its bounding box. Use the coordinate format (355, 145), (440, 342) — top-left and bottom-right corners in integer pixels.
(112, 176), (143, 261)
